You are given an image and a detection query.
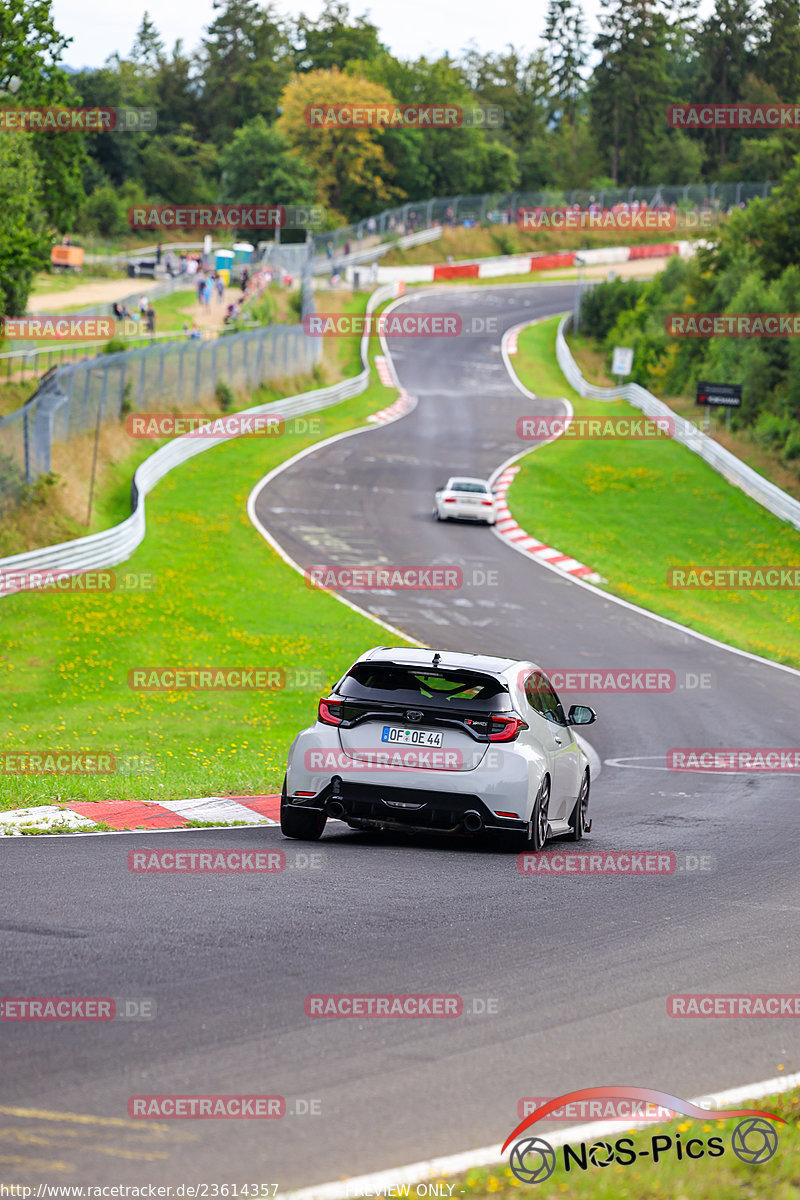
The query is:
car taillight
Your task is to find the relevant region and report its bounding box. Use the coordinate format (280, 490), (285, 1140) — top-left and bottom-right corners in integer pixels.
(481, 500), (493, 506)
(445, 497), (457, 503)
(318, 698), (343, 726)
(489, 715), (528, 742)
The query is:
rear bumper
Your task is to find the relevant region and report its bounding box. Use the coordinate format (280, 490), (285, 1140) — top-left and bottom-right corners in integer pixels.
(440, 503), (495, 522)
(286, 780), (527, 834)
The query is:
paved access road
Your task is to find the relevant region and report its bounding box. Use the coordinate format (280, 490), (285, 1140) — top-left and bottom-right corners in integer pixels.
(2, 283), (798, 1188)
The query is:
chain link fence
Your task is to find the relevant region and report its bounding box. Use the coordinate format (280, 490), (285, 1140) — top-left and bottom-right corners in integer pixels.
(312, 181), (774, 255)
(0, 261), (319, 506)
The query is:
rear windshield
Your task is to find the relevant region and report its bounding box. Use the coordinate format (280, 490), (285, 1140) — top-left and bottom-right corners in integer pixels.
(450, 482), (488, 493)
(337, 663), (510, 710)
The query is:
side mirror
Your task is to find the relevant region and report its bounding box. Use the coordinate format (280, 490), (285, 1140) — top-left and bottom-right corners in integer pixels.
(568, 704), (596, 726)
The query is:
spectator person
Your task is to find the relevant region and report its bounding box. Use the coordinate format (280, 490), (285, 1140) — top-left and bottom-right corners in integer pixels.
(146, 302), (156, 334)
(139, 294), (149, 316)
(179, 251), (187, 274)
(156, 242), (163, 266)
(215, 273), (225, 303)
(344, 240), (351, 257)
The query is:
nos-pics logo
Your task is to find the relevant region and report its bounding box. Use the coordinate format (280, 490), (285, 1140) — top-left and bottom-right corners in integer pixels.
(504, 1087), (783, 1184)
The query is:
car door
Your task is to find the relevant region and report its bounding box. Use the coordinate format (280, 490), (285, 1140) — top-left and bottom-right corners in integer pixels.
(523, 671), (581, 820)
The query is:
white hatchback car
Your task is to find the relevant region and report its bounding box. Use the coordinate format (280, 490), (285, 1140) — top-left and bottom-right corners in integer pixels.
(434, 477), (497, 524)
(281, 646), (596, 849)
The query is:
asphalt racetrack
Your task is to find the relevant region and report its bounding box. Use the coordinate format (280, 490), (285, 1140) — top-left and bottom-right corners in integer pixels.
(2, 283), (798, 1188)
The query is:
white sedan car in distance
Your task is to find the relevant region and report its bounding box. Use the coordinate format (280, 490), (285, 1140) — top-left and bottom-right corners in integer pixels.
(434, 476), (497, 525)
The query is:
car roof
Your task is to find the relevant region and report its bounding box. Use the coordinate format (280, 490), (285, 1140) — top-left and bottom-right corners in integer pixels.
(358, 645), (523, 675)
(446, 476), (490, 487)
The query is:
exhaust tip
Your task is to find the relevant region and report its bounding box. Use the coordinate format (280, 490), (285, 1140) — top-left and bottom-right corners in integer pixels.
(327, 799), (346, 819)
(463, 810), (483, 833)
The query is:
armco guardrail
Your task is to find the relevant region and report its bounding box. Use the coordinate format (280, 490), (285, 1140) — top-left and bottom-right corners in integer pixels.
(556, 314), (800, 532)
(0, 283), (403, 596)
(311, 226), (443, 276)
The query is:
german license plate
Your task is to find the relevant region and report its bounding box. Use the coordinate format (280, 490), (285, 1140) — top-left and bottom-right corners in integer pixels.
(381, 727), (443, 747)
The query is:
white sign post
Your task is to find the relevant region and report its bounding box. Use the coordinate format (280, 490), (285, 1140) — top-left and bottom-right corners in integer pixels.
(611, 346), (634, 389)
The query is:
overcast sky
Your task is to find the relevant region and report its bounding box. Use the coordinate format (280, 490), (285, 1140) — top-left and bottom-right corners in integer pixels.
(55, 0), (591, 71)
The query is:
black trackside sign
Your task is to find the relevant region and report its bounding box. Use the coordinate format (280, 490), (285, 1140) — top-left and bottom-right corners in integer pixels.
(696, 382), (743, 407)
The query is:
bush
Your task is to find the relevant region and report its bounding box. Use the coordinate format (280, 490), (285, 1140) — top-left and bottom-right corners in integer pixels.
(579, 277), (645, 340)
(77, 185), (127, 238)
(491, 229), (516, 256)
(753, 410), (793, 451)
(782, 428), (800, 461)
(216, 381), (234, 412)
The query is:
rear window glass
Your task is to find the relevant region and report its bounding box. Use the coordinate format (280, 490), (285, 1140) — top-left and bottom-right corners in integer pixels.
(450, 482), (488, 493)
(338, 664), (510, 710)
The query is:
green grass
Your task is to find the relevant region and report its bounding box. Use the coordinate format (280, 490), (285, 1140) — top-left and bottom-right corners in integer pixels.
(432, 1087), (799, 1200)
(0, 335), (412, 807)
(506, 317), (800, 668)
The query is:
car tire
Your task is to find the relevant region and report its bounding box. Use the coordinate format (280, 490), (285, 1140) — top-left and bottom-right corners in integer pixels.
(567, 770), (590, 841)
(280, 776), (326, 840)
(516, 775), (549, 851)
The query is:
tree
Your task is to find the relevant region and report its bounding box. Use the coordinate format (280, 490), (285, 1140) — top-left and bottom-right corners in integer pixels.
(129, 12), (165, 72)
(459, 44), (553, 154)
(278, 69), (405, 219)
(0, 132), (46, 319)
(140, 129), (219, 203)
(218, 116), (316, 235)
(544, 0), (588, 126)
(359, 53), (519, 201)
(590, 0), (673, 184)
(0, 0), (87, 232)
(196, 0), (293, 143)
(757, 0), (800, 102)
(155, 41), (202, 137)
(293, 1), (385, 71)
(695, 0), (758, 165)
